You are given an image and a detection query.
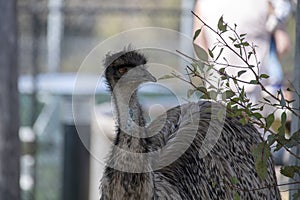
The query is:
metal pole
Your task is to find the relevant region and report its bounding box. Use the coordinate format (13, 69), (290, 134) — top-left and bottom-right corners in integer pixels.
(179, 0), (195, 58)
(30, 9), (40, 200)
(47, 0), (64, 73)
(62, 95), (91, 200)
(289, 0), (300, 199)
(0, 0), (20, 199)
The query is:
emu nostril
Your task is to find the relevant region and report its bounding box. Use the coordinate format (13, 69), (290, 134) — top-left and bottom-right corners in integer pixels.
(148, 74), (157, 82)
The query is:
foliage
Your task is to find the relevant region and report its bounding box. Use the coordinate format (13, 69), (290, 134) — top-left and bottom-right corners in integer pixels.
(252, 142), (272, 180)
(160, 12), (300, 194)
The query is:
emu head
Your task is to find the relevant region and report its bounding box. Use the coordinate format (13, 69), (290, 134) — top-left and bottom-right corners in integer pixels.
(104, 50), (157, 92)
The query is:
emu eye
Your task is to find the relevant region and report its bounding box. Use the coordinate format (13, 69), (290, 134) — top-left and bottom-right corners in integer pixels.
(118, 67), (128, 75)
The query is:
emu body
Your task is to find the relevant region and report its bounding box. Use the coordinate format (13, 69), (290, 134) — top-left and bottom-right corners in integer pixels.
(100, 49), (281, 200)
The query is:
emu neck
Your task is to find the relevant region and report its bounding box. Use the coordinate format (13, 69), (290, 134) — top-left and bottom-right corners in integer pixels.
(113, 90), (147, 142)
(102, 88), (154, 200)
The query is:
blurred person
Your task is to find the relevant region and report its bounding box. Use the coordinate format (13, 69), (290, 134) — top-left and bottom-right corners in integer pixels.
(193, 0), (291, 165)
(193, 0), (292, 99)
(264, 0), (292, 165)
(193, 0), (271, 103)
(266, 0), (292, 94)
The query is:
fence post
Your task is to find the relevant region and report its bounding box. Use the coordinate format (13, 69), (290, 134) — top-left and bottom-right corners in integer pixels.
(61, 95), (91, 200)
(289, 1), (300, 199)
(0, 0), (20, 199)
(47, 0), (64, 73)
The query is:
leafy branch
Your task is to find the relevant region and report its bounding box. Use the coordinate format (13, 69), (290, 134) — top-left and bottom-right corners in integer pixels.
(160, 11), (300, 197)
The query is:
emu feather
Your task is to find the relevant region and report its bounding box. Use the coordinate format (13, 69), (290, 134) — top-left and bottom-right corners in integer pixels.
(100, 49), (281, 200)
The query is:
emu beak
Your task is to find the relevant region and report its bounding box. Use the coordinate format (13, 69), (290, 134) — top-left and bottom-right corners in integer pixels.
(139, 67), (157, 83)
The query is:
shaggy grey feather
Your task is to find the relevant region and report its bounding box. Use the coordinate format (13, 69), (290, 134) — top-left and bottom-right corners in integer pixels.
(100, 49), (281, 200)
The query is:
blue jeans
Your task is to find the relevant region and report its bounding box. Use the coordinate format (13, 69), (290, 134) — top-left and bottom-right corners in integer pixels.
(267, 37), (283, 89)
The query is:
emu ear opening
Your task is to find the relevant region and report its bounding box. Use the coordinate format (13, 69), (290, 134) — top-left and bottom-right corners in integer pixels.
(118, 67), (128, 75)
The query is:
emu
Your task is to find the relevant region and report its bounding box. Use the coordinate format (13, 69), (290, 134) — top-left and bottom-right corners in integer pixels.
(100, 49), (281, 199)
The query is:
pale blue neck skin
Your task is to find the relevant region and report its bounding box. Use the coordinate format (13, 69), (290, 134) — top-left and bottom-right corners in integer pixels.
(101, 76), (155, 200)
(110, 65), (156, 138)
(109, 71), (151, 154)
(112, 89), (147, 138)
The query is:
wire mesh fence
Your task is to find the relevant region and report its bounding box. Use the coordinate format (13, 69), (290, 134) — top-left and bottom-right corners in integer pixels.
(18, 0), (186, 75)
(17, 1), (189, 200)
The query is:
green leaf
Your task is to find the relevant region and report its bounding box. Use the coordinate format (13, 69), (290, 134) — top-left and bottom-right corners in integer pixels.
(211, 181), (217, 188)
(200, 93), (211, 99)
(219, 67), (225, 74)
(267, 134), (276, 146)
(279, 89), (286, 107)
(252, 142), (271, 180)
(217, 16), (227, 32)
(197, 86), (208, 94)
(259, 105), (264, 111)
(225, 90), (235, 99)
(229, 36), (237, 43)
(193, 62), (205, 73)
(223, 57), (229, 64)
(260, 74), (270, 79)
(277, 112), (287, 137)
(208, 48), (214, 58)
(237, 70), (247, 77)
(239, 117), (248, 125)
(290, 130), (300, 142)
(231, 97), (240, 104)
(209, 90), (218, 100)
(193, 28), (201, 41)
(234, 44), (241, 48)
(281, 112), (287, 124)
(287, 87), (293, 92)
(248, 52), (253, 59)
(265, 113), (275, 130)
(286, 130), (300, 148)
(255, 161), (268, 180)
(215, 48), (224, 61)
(158, 74), (174, 80)
(277, 125), (285, 138)
(263, 97), (271, 103)
(274, 142), (284, 152)
(280, 166), (300, 178)
(191, 62), (200, 74)
(252, 112), (263, 120)
(230, 177), (238, 185)
(241, 42), (249, 46)
(250, 80), (258, 84)
(193, 43), (209, 61)
(234, 192), (240, 200)
(187, 89), (196, 99)
(217, 16), (223, 30)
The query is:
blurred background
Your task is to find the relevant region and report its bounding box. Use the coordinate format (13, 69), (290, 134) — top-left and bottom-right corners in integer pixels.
(17, 1), (190, 200)
(1, 0), (298, 199)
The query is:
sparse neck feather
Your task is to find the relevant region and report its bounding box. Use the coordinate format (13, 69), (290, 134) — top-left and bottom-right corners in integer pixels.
(101, 85), (154, 200)
(112, 86), (147, 139)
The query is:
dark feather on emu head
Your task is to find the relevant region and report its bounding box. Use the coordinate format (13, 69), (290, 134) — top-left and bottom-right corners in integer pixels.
(104, 49), (148, 90)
